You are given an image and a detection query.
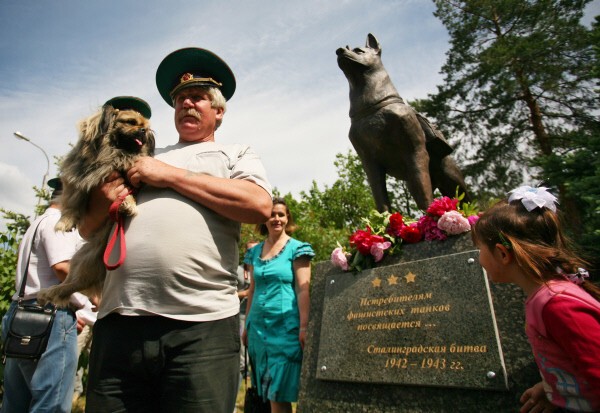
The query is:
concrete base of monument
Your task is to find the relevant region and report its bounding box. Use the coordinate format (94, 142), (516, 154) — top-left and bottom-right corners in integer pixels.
(298, 233), (539, 412)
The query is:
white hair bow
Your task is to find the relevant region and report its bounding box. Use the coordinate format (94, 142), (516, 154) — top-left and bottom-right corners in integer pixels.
(557, 267), (590, 285)
(508, 186), (558, 212)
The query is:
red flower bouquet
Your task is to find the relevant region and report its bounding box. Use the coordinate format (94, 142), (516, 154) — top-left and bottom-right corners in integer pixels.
(331, 194), (478, 272)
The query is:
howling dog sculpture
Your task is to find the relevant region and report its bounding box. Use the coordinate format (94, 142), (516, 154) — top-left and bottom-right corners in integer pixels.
(336, 33), (469, 211)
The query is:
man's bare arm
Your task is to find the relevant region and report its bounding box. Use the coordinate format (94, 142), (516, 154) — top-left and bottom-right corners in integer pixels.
(127, 157), (271, 224)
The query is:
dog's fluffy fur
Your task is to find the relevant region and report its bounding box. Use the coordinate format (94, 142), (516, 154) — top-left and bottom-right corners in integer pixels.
(37, 105), (155, 307)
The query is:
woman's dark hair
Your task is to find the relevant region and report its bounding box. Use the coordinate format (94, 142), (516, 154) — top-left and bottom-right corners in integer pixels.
(257, 197), (297, 236)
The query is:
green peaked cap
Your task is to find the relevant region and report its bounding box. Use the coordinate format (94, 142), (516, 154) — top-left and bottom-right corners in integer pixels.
(104, 96), (152, 119)
(156, 47), (236, 106)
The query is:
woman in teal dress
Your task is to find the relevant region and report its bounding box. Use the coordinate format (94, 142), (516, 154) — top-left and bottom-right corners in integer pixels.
(243, 197), (314, 413)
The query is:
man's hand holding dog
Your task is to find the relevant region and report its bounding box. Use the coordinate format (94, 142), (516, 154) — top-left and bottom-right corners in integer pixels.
(127, 156), (174, 188)
(79, 172), (131, 239)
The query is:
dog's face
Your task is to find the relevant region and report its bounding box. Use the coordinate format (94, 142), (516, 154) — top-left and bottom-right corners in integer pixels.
(102, 108), (155, 156)
(336, 33), (382, 83)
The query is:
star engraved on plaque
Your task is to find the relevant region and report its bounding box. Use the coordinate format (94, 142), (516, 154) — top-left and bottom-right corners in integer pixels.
(405, 271), (416, 283)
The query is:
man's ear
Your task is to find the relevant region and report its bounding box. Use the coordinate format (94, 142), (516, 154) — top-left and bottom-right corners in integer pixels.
(494, 243), (513, 264)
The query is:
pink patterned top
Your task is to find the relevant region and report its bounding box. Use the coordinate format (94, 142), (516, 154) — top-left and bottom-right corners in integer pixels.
(526, 280), (600, 412)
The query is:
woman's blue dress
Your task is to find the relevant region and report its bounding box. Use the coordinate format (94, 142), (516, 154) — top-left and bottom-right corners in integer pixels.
(244, 238), (314, 402)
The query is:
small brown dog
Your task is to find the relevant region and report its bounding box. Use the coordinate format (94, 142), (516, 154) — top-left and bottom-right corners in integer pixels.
(38, 97), (155, 307)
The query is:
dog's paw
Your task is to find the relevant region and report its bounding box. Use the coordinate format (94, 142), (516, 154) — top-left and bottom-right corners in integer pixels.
(36, 290), (50, 306)
(120, 195), (138, 217)
(36, 286), (72, 308)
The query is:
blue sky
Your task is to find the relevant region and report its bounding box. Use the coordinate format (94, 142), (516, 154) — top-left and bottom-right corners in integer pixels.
(1, 0), (599, 223)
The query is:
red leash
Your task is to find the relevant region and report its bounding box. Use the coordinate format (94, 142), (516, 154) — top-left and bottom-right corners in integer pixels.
(103, 189), (134, 270)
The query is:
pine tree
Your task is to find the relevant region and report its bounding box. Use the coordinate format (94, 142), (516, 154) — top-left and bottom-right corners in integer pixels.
(426, 0), (598, 195)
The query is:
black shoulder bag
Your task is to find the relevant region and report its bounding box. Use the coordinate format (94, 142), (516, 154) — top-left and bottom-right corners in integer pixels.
(2, 217), (57, 363)
(243, 347), (271, 413)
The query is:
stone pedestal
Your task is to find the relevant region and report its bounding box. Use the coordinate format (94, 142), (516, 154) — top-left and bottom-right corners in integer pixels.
(298, 234), (538, 412)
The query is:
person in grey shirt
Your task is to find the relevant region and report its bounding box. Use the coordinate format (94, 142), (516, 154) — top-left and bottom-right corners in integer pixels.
(82, 48), (272, 413)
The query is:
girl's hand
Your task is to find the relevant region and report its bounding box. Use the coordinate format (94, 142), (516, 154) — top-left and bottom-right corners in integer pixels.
(519, 382), (557, 413)
(242, 328), (248, 347)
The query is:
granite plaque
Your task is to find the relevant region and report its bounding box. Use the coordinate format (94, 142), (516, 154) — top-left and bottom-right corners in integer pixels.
(316, 250), (508, 390)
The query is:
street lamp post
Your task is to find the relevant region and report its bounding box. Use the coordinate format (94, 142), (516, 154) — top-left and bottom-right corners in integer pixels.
(13, 131), (50, 215)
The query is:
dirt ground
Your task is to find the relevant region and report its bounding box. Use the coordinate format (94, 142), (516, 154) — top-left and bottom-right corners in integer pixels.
(71, 379), (296, 412)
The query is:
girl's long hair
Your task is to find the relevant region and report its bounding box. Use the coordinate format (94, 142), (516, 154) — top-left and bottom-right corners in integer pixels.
(472, 200), (600, 300)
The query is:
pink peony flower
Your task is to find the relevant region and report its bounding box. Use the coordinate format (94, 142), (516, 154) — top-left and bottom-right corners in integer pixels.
(331, 247), (349, 271)
(386, 212), (404, 237)
(417, 215), (447, 241)
(467, 214), (480, 226)
(426, 196), (459, 217)
(399, 223), (422, 243)
(437, 210), (471, 235)
(370, 241), (392, 262)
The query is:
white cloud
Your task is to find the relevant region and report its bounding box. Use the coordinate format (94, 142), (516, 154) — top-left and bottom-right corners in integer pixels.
(0, 163), (37, 231)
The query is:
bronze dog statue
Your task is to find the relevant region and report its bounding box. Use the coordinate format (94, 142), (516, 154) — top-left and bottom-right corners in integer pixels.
(336, 33), (469, 211)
